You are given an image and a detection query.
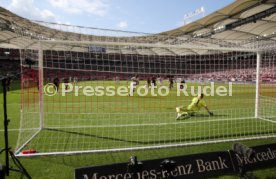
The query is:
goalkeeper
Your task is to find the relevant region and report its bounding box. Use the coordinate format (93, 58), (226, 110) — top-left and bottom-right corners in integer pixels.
(176, 93), (214, 120)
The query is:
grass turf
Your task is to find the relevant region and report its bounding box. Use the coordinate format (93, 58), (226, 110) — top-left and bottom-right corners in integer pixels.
(0, 81), (276, 178)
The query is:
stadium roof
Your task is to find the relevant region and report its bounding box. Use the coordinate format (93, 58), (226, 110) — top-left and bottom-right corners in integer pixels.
(0, 0), (275, 55)
(162, 0), (276, 39)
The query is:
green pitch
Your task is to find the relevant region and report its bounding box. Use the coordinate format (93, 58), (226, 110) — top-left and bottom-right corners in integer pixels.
(1, 81), (276, 178)
(18, 81), (276, 153)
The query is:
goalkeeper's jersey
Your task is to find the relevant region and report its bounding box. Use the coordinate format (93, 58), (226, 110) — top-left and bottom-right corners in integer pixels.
(187, 97), (206, 112)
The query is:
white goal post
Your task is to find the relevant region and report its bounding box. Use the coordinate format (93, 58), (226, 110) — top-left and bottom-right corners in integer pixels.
(15, 24), (276, 156)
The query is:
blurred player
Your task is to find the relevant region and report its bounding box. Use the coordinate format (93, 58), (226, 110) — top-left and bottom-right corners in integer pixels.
(169, 76), (174, 90)
(151, 76), (156, 87)
(157, 75), (162, 86)
(115, 76), (120, 85)
(176, 93), (213, 120)
(180, 78), (186, 89)
(53, 77), (60, 92)
(63, 77), (69, 90)
(199, 77), (204, 87)
(147, 77), (151, 88)
(73, 76), (78, 86)
(129, 75), (139, 96)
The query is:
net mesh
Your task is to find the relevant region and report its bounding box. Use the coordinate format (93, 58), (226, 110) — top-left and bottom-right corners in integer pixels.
(15, 24), (276, 156)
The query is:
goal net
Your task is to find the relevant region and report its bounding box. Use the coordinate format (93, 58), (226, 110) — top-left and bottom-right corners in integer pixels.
(15, 24), (276, 156)
(259, 49), (276, 120)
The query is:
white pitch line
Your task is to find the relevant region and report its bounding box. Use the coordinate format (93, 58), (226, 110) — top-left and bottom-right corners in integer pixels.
(16, 135), (276, 157)
(0, 128), (40, 132)
(0, 128), (20, 132)
(259, 117), (276, 123)
(45, 117), (254, 129)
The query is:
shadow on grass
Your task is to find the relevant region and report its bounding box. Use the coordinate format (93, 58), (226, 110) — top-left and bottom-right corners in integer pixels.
(194, 114), (228, 118)
(44, 127), (276, 146)
(176, 114), (229, 119)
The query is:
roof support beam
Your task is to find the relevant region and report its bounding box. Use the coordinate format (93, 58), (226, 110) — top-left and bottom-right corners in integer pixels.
(230, 29), (276, 42)
(225, 6), (276, 30)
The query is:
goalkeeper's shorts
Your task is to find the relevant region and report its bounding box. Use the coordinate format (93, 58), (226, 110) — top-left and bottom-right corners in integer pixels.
(176, 107), (196, 116)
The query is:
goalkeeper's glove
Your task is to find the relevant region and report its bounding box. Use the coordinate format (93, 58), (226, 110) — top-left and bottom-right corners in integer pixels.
(209, 112), (214, 116)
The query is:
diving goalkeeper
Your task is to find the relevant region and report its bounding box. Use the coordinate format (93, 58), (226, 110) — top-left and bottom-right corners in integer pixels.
(176, 93), (214, 120)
